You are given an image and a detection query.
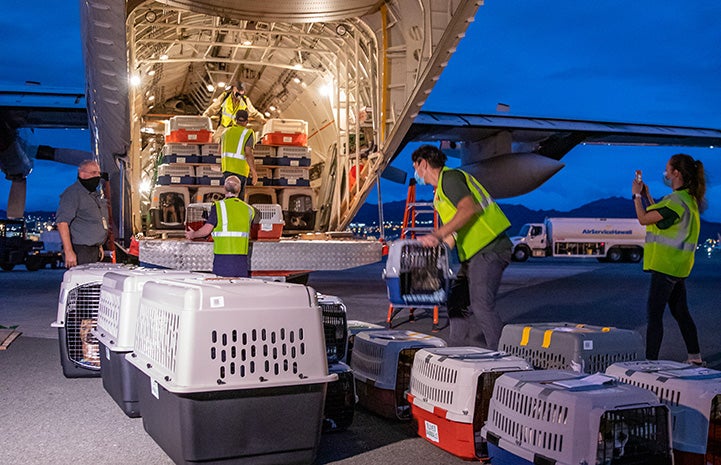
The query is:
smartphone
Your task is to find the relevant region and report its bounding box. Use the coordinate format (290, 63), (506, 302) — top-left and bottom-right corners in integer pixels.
(635, 170), (642, 182)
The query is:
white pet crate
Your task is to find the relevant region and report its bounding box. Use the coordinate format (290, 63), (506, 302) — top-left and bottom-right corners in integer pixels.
(273, 167), (310, 186)
(51, 264), (132, 378)
(275, 146), (311, 166)
(195, 164), (223, 186)
(317, 293), (348, 363)
(156, 163), (195, 185)
(253, 144), (277, 165)
(481, 370), (673, 465)
(606, 360), (721, 465)
(254, 166), (274, 187)
(384, 239), (453, 306)
(199, 143), (220, 163)
(350, 330), (446, 420)
(93, 269), (209, 417)
(261, 118), (308, 147)
(161, 143), (200, 163)
(498, 322), (644, 373)
(126, 278), (335, 465)
(406, 347), (532, 460)
(165, 116), (213, 144)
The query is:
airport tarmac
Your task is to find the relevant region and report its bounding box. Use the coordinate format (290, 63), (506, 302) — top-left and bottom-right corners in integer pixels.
(0, 254), (719, 464)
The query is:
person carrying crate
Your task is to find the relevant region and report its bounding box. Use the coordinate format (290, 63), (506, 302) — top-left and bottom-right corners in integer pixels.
(219, 109), (258, 199)
(412, 145), (512, 350)
(185, 176), (258, 277)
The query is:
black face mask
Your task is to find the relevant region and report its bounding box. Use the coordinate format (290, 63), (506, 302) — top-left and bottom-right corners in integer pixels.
(234, 91), (242, 99)
(79, 176), (101, 192)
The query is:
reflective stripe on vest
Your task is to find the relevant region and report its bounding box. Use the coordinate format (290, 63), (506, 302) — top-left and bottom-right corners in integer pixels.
(221, 127), (253, 176)
(220, 95), (249, 127)
(434, 167), (511, 262)
(643, 189), (699, 277)
(211, 198), (253, 255)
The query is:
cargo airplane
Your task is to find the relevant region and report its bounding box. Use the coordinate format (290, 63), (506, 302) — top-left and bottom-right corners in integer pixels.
(2, 0), (721, 263)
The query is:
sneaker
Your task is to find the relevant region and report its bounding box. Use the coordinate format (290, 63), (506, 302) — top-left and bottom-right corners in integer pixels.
(686, 358), (706, 367)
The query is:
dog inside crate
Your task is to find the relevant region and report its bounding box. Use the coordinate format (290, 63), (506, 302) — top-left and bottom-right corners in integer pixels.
(596, 407), (671, 465)
(159, 192), (186, 225)
(399, 244), (445, 294)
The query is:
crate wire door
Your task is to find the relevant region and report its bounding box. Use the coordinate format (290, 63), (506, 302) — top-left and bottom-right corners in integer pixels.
(65, 282), (102, 371)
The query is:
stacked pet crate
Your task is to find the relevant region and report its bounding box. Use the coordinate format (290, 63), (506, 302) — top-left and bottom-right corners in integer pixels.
(93, 269), (208, 417)
(317, 293), (355, 433)
(606, 360), (721, 465)
(164, 115), (213, 144)
(51, 263), (132, 378)
(350, 329), (445, 420)
(127, 278), (335, 465)
(481, 370), (674, 465)
(406, 347), (532, 460)
(261, 118), (309, 147)
(193, 186), (225, 204)
(498, 322), (644, 373)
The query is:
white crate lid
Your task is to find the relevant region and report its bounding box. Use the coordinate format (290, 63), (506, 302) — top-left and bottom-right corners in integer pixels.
(351, 330), (446, 388)
(482, 370), (668, 465)
(94, 270), (211, 351)
(606, 360), (721, 454)
(52, 264), (133, 327)
(252, 203), (283, 223)
(127, 278), (335, 393)
(409, 347), (532, 423)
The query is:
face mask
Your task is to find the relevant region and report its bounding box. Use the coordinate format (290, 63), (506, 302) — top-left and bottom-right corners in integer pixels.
(662, 170), (672, 187)
(79, 176), (101, 192)
(234, 91), (242, 98)
(414, 169), (426, 186)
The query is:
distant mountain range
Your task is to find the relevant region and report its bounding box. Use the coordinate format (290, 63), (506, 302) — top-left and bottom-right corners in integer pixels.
(355, 196), (721, 240)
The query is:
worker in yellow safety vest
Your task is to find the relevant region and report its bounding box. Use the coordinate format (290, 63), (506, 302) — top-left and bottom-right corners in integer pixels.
(220, 109), (258, 199)
(185, 175), (258, 277)
(203, 81), (266, 141)
(632, 153), (706, 365)
(412, 145), (512, 350)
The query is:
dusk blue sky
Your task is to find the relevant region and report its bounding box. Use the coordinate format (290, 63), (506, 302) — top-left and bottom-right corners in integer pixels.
(2, 1), (721, 222)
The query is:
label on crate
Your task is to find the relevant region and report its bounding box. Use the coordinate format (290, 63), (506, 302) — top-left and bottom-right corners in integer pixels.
(151, 378), (159, 399)
(583, 340), (594, 350)
(210, 296), (225, 308)
(424, 421), (440, 442)
(105, 346), (111, 360)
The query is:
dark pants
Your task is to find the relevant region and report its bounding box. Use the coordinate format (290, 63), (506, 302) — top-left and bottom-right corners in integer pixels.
(646, 270), (701, 359)
(222, 171), (248, 199)
(447, 248), (511, 350)
(72, 244), (102, 266)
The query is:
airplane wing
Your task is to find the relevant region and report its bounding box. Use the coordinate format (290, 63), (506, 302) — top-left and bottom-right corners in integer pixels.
(0, 86), (90, 218)
(399, 111), (721, 198)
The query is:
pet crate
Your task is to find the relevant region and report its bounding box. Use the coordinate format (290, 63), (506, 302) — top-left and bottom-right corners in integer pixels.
(261, 118), (308, 147)
(317, 293), (348, 363)
(275, 146), (311, 167)
(606, 360), (721, 465)
(384, 239), (453, 306)
(193, 186), (226, 204)
(323, 361), (356, 433)
(200, 143), (220, 163)
(150, 186), (190, 230)
(253, 144), (276, 165)
(350, 329), (446, 420)
(93, 269), (208, 417)
(195, 164), (223, 186)
(406, 347), (532, 460)
(126, 278), (335, 465)
(250, 204), (284, 241)
(273, 167), (310, 186)
(245, 186), (277, 205)
(51, 264), (131, 378)
(481, 370), (674, 465)
(498, 322), (644, 374)
(185, 202), (212, 239)
(254, 166), (274, 187)
(279, 187), (316, 232)
(156, 164), (195, 185)
(161, 143), (200, 163)
(165, 116), (213, 144)
(344, 320), (384, 365)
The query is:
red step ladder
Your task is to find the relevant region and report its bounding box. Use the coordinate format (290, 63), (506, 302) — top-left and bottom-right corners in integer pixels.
(386, 178), (441, 331)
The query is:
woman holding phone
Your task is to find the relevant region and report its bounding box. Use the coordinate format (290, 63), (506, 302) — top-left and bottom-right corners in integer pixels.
(632, 154), (706, 365)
